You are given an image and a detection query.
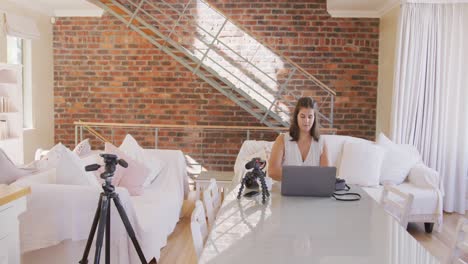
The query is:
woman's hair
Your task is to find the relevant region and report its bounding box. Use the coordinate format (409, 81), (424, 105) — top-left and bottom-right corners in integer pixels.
(289, 97), (320, 142)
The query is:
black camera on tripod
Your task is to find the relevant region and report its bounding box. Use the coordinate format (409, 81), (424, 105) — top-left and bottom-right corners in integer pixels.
(237, 157), (270, 204)
(243, 158), (266, 189)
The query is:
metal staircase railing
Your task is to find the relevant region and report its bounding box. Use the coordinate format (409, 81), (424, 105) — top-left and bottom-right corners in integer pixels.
(89, 0), (336, 128)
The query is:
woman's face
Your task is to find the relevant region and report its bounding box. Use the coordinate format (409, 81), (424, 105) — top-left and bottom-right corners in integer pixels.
(297, 107), (315, 134)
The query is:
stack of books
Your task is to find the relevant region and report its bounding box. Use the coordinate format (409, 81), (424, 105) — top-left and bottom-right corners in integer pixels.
(0, 120), (8, 140)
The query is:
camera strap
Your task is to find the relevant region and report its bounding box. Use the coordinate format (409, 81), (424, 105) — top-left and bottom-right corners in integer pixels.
(332, 192), (361, 201)
(333, 184), (361, 201)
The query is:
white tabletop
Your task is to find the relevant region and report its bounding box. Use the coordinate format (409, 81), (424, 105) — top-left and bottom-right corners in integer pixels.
(199, 183), (440, 264)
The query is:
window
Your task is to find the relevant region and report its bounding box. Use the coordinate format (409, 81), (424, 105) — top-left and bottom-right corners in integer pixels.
(6, 36), (23, 65)
(6, 36), (33, 129)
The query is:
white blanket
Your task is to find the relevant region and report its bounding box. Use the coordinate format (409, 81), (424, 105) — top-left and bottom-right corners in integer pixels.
(13, 149), (188, 263)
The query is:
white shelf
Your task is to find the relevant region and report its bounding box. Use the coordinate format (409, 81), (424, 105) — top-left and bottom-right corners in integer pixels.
(0, 137), (19, 143)
(0, 64), (23, 164)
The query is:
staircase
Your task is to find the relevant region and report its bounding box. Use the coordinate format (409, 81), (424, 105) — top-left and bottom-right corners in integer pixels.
(89, 0), (336, 128)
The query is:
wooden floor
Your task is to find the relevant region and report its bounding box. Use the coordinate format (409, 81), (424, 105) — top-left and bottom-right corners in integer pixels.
(158, 192), (466, 264)
(408, 213), (468, 262)
(158, 193), (198, 264)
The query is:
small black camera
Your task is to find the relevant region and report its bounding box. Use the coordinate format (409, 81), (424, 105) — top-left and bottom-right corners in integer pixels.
(237, 157), (270, 203)
(243, 157), (267, 189)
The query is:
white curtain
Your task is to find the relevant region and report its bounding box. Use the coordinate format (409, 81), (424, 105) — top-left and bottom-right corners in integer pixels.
(391, 2), (468, 213)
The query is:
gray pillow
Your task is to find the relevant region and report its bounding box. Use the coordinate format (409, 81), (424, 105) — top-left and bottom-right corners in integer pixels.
(0, 148), (31, 184)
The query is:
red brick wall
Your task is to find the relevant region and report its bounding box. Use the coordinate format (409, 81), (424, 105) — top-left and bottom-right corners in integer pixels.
(54, 0), (379, 170)
(207, 0), (379, 139)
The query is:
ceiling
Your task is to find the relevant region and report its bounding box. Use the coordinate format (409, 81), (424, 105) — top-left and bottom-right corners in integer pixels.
(7, 0), (399, 18)
(6, 0), (103, 17)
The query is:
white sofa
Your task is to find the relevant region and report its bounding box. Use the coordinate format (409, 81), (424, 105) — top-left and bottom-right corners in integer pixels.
(11, 149), (189, 264)
(234, 135), (443, 233)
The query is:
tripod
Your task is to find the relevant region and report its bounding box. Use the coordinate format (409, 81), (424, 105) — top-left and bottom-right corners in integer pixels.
(79, 154), (149, 264)
(237, 157), (270, 204)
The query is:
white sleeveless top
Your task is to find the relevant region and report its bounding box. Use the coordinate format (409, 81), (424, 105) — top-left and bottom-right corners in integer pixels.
(282, 133), (323, 166)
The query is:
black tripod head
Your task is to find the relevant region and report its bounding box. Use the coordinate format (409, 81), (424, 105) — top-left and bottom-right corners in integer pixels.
(85, 153), (128, 185)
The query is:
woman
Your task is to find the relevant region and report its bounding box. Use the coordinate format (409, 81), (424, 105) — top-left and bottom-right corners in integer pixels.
(268, 97), (329, 181)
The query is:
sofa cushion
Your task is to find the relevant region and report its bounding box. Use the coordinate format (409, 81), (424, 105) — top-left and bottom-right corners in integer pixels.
(0, 148), (31, 184)
(31, 143), (68, 170)
(13, 168), (57, 185)
(106, 142), (150, 196)
(377, 133), (422, 185)
(119, 134), (165, 187)
(338, 141), (384, 186)
(56, 148), (101, 187)
(321, 135), (372, 174)
(73, 138), (92, 157)
(363, 183), (439, 216)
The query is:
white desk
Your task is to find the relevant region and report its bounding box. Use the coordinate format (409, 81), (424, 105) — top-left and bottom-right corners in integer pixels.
(199, 183), (440, 264)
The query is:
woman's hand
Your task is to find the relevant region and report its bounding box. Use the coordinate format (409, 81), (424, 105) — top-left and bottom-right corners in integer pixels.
(268, 134), (285, 181)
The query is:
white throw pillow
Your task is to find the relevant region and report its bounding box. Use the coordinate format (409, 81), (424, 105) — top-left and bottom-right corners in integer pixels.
(31, 143), (68, 170)
(56, 148), (100, 187)
(338, 142), (384, 187)
(80, 151), (106, 182)
(0, 148), (31, 184)
(73, 138), (92, 157)
(377, 133), (422, 185)
(119, 134), (164, 186)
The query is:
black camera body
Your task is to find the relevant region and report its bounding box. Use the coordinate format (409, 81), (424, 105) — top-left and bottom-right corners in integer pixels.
(243, 158), (267, 189)
(237, 157), (270, 203)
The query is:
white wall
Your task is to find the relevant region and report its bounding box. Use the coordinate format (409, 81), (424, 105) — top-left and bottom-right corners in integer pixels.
(0, 0), (54, 163)
(377, 5), (400, 138)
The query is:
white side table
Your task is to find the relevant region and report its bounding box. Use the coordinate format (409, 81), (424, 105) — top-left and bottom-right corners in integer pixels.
(0, 185), (30, 264)
(194, 171), (234, 200)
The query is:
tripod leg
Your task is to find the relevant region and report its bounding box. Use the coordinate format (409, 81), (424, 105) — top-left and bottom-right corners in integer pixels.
(93, 196), (110, 264)
(105, 199), (111, 264)
(259, 176), (268, 204)
(260, 175), (270, 197)
(79, 194), (103, 264)
(237, 177), (247, 199)
(112, 194), (148, 264)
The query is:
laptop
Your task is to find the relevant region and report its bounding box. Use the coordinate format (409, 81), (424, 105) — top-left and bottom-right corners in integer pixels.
(281, 166), (337, 197)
